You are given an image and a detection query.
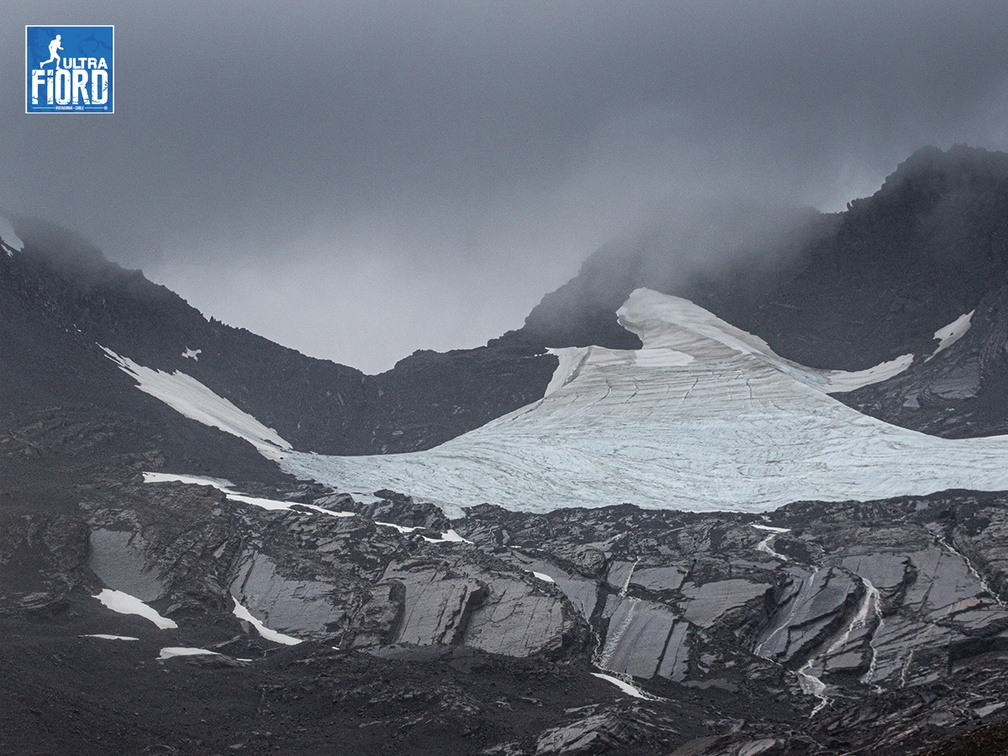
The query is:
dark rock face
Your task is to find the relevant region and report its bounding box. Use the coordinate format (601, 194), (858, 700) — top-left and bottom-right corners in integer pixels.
(462, 495), (1008, 716)
(842, 279), (1008, 437)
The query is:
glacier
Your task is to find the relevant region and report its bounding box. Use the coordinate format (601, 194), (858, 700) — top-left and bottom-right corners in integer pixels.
(280, 289), (1008, 512)
(105, 288), (1008, 514)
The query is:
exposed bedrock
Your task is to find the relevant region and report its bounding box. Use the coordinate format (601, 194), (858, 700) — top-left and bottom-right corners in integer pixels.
(4, 466), (1008, 754)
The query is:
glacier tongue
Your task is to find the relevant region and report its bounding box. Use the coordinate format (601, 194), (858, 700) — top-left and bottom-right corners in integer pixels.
(281, 288), (1008, 513)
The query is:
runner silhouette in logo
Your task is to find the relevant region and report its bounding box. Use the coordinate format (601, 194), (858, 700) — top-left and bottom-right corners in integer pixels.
(40, 35), (63, 68)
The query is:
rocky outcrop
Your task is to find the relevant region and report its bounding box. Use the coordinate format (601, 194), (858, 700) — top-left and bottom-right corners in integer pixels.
(76, 478), (586, 660)
(4, 447), (1008, 754)
(455, 492), (1008, 754)
(534, 707), (678, 755)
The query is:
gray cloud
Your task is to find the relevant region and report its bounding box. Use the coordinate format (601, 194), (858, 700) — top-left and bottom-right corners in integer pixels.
(3, 1), (1008, 371)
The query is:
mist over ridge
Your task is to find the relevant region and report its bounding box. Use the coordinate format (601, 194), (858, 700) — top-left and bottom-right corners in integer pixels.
(4, 1), (1008, 371)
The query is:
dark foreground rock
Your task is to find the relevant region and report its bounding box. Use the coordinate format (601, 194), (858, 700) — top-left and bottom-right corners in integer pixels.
(2, 422), (1008, 755)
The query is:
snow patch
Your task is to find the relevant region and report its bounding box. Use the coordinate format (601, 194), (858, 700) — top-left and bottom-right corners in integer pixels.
(232, 596), (303, 645)
(94, 589), (177, 630)
(928, 311), (974, 360)
(159, 647), (220, 660)
(422, 528), (473, 545)
(818, 354), (914, 393)
(142, 474), (471, 547)
(590, 672), (656, 700)
(374, 520), (422, 534)
(100, 346), (291, 458)
(530, 571), (556, 583)
(751, 524), (790, 534)
(81, 634), (139, 641)
(144, 471), (234, 489)
(182, 348), (201, 361)
(374, 520), (472, 544)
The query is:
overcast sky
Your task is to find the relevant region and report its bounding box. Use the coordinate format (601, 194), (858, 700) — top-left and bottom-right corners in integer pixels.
(4, 1), (1008, 372)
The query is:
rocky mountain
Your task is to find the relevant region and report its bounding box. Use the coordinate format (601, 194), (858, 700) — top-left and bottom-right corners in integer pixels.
(0, 217), (556, 457)
(3, 145), (1008, 755)
(516, 145), (1008, 438)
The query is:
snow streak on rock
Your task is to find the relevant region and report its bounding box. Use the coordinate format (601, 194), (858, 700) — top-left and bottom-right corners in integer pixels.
(928, 311), (974, 360)
(101, 347), (291, 457)
(796, 661), (831, 717)
(936, 535), (1006, 608)
(753, 524), (791, 561)
(590, 672), (657, 700)
(94, 588), (177, 630)
(858, 579), (883, 688)
(158, 647), (220, 660)
(143, 472), (356, 518)
(232, 596), (303, 645)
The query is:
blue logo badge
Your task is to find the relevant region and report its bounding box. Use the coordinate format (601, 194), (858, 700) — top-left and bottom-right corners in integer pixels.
(26, 25), (114, 114)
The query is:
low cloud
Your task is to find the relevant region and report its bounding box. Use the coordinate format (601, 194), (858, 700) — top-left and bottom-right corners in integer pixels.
(3, 1), (1008, 370)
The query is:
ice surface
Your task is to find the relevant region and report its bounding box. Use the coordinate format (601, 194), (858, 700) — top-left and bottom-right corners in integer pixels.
(101, 346), (291, 458)
(0, 216), (23, 253)
(232, 596), (303, 645)
(928, 311), (974, 360)
(81, 634), (139, 641)
(158, 647), (220, 659)
(94, 588), (177, 629)
(278, 289), (1008, 513)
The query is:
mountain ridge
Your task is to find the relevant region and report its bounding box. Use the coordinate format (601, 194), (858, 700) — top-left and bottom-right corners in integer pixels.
(4, 145), (1008, 755)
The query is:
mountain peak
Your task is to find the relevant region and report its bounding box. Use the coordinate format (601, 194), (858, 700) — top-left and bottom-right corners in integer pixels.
(8, 216), (129, 286)
(864, 144), (1008, 211)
